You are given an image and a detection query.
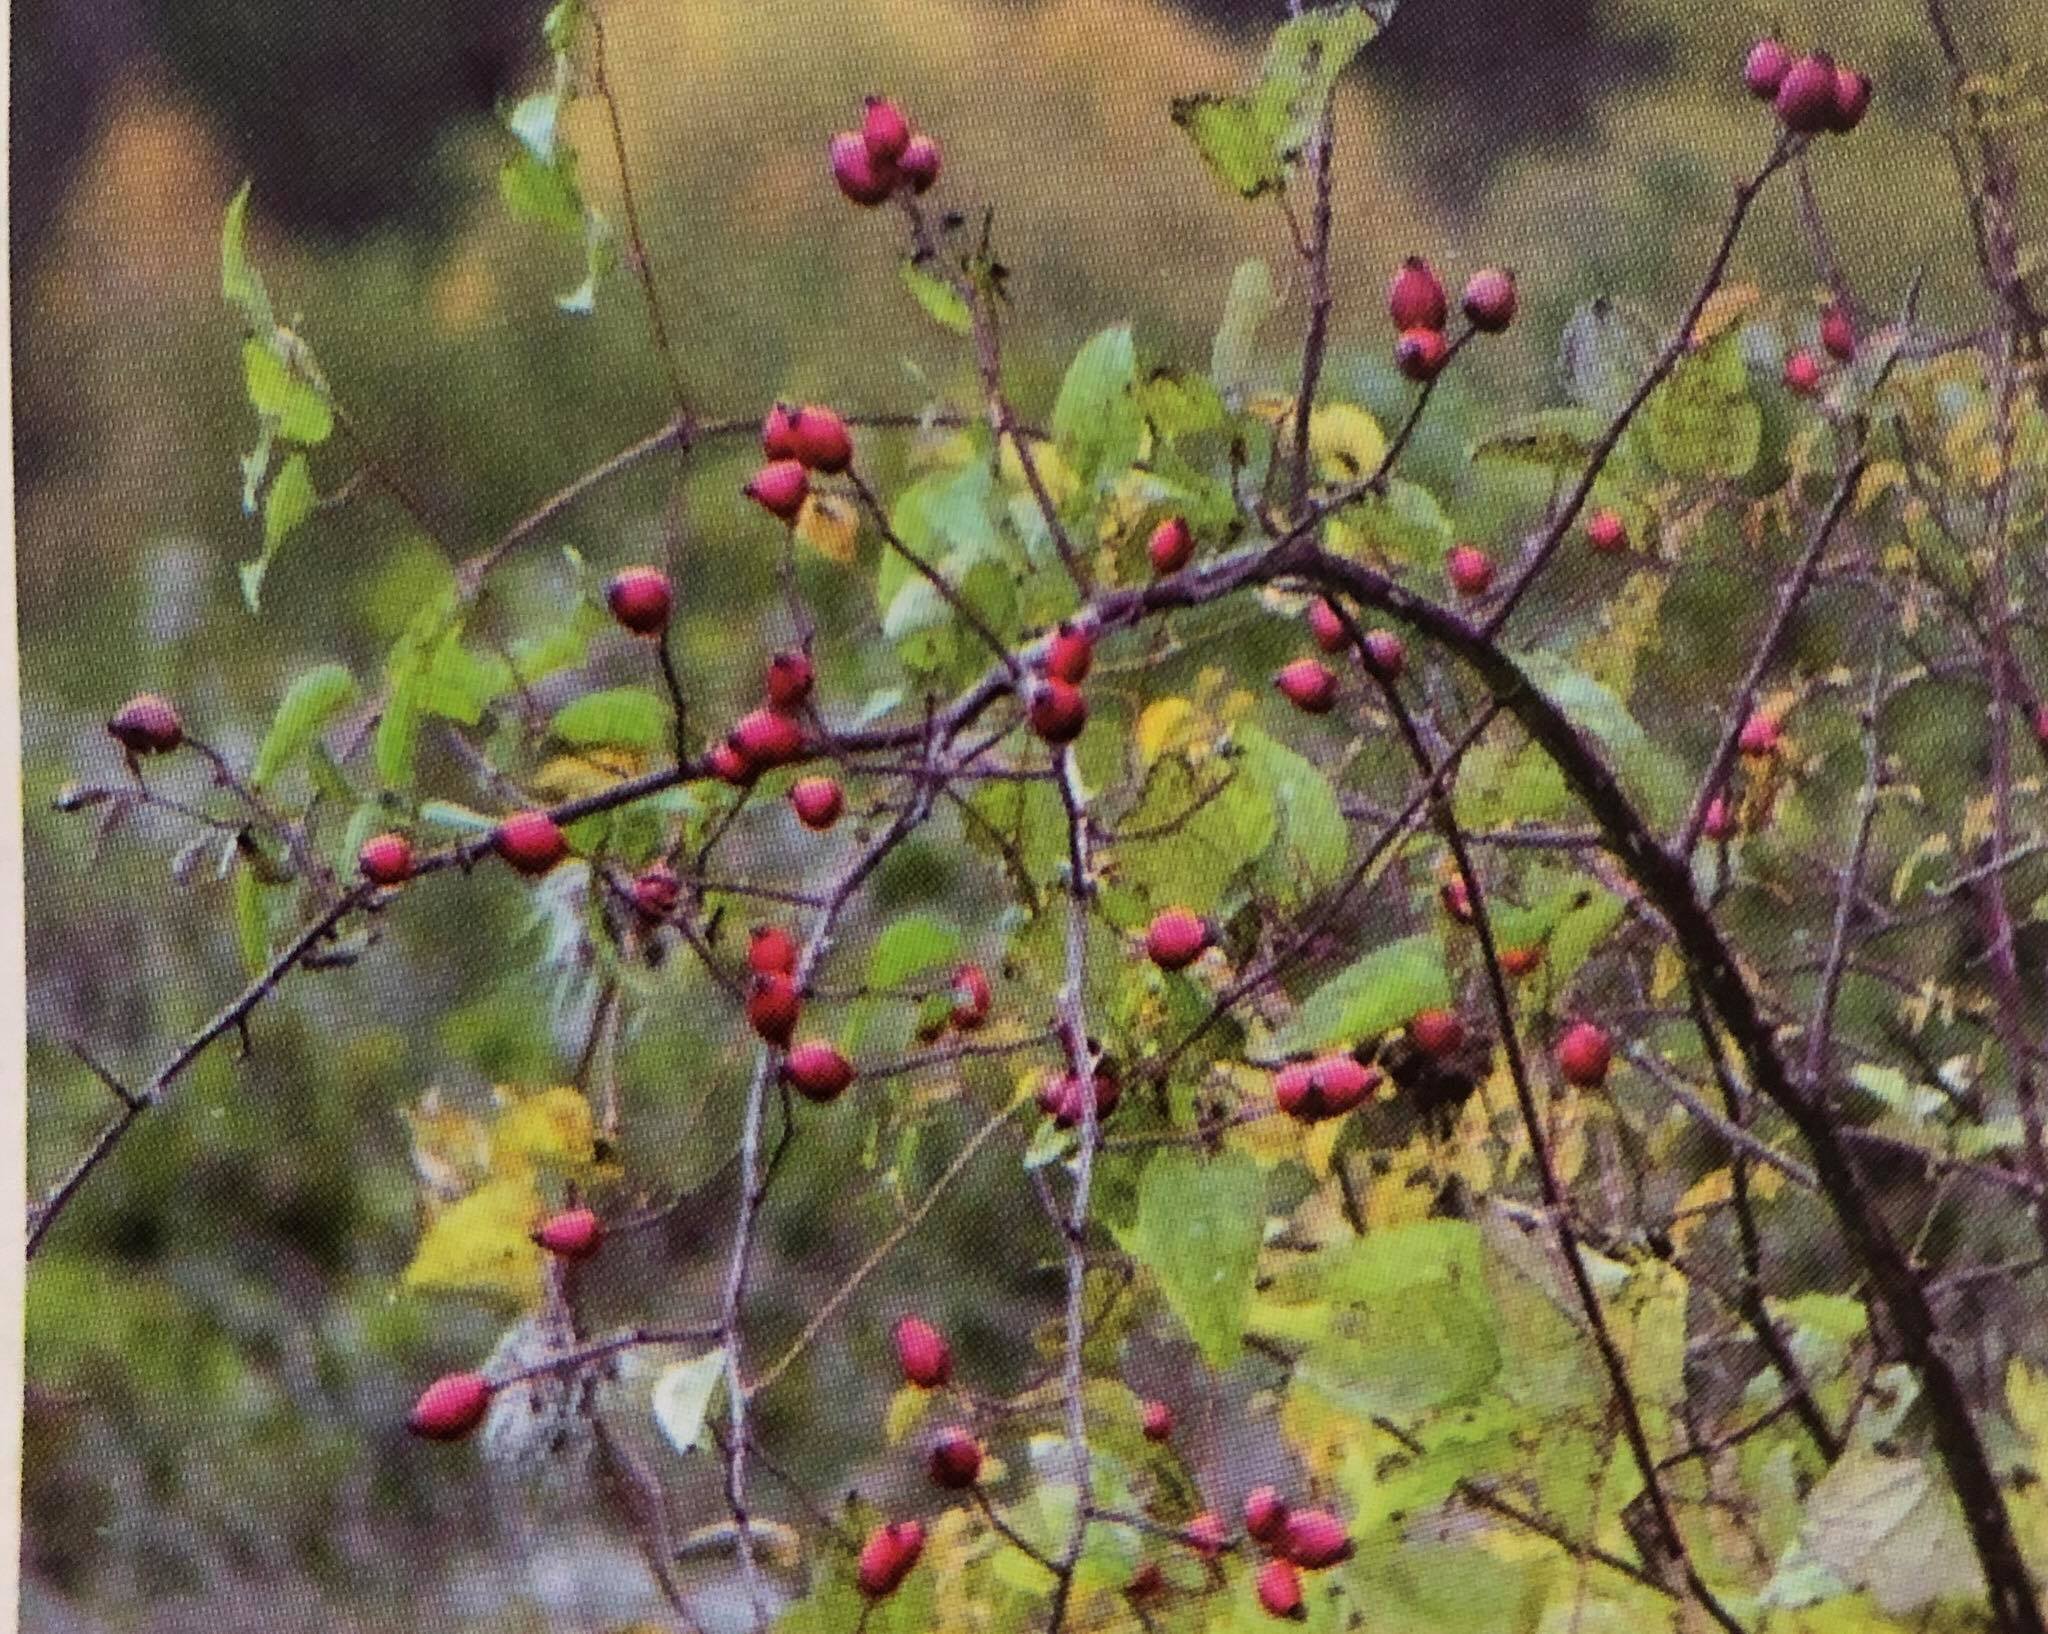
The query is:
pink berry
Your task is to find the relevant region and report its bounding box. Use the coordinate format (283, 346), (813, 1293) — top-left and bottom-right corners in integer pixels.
(1184, 1513), (1228, 1560)
(1275, 658), (1339, 715)
(746, 971), (802, 1045)
(785, 406), (853, 475)
(1306, 599), (1351, 653)
(605, 565), (673, 636)
(1407, 1008), (1466, 1058)
(761, 402), (802, 461)
(495, 810), (569, 876)
(1243, 1486), (1290, 1545)
(1145, 908), (1210, 972)
(1829, 67), (1873, 133)
(1141, 1400), (1175, 1442)
(1148, 516), (1195, 575)
(358, 832), (415, 886)
(862, 96), (913, 163)
(927, 1426), (984, 1489)
(532, 1206), (604, 1260)
(730, 708), (806, 771)
(749, 925), (799, 976)
(1744, 37), (1791, 99)
(765, 650), (816, 710)
(1585, 509), (1629, 554)
(789, 776), (844, 831)
(1277, 1509), (1353, 1569)
(631, 863), (681, 918)
(1043, 623), (1095, 684)
(107, 693), (183, 756)
(829, 131), (897, 206)
(1775, 53), (1839, 134)
(1783, 349), (1823, 396)
(1703, 794), (1738, 842)
(1395, 326), (1450, 382)
(950, 964), (993, 1030)
(898, 134), (942, 193)
(708, 740), (754, 786)
(783, 1040), (855, 1103)
(1361, 630), (1406, 681)
(407, 1372), (494, 1441)
(1738, 712), (1782, 756)
(744, 459), (810, 522)
(1388, 256), (1448, 332)
(1446, 543), (1495, 597)
(1030, 678), (1089, 746)
(1460, 267), (1518, 334)
(1820, 306), (1856, 362)
(1555, 1020), (1613, 1090)
(1275, 1056), (1380, 1122)
(1037, 1064), (1122, 1130)
(1256, 1559), (1306, 1620)
(894, 1315), (953, 1388)
(856, 1520), (925, 1598)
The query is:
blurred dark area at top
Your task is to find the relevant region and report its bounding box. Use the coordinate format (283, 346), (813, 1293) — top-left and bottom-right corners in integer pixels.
(11, 0), (1664, 264)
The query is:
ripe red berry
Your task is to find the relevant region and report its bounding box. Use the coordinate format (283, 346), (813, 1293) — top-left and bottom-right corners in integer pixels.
(1043, 623), (1095, 684)
(950, 963), (993, 1030)
(829, 131), (897, 206)
(1783, 349), (1823, 396)
(1141, 1400), (1175, 1442)
(1408, 1008), (1467, 1058)
(1819, 306), (1856, 362)
(1447, 543), (1495, 597)
(743, 459), (810, 522)
(856, 1519), (926, 1599)
(107, 693), (183, 756)
(605, 565), (673, 636)
(1703, 793), (1739, 842)
(894, 1315), (953, 1388)
(631, 862), (681, 918)
(1829, 67), (1872, 133)
(1460, 267), (1518, 333)
(358, 832), (415, 887)
(1361, 630), (1406, 681)
(1148, 515), (1195, 575)
(765, 650), (816, 710)
(1145, 908), (1210, 972)
(1038, 1064), (1123, 1129)
(532, 1206), (605, 1260)
(1388, 256), (1448, 332)
(1394, 326), (1450, 382)
(862, 96), (913, 163)
(1275, 658), (1339, 715)
(789, 776), (844, 831)
(783, 1040), (855, 1103)
(1500, 944), (1544, 979)
(1738, 711), (1782, 756)
(1743, 37), (1791, 99)
(1029, 678), (1089, 746)
(747, 972), (802, 1045)
(407, 1371), (494, 1441)
(1256, 1559), (1306, 1620)
(495, 810), (569, 876)
(761, 402), (801, 461)
(1774, 53), (1839, 133)
(785, 406), (854, 475)
(1585, 509), (1629, 554)
(749, 924), (799, 976)
(1306, 599), (1351, 653)
(1274, 1056), (1381, 1123)
(1555, 1020), (1613, 1090)
(899, 134), (942, 194)
(1277, 1509), (1353, 1569)
(708, 739), (754, 786)
(1243, 1486), (1290, 1545)
(731, 708), (806, 771)
(1184, 1513), (1228, 1560)
(927, 1426), (984, 1489)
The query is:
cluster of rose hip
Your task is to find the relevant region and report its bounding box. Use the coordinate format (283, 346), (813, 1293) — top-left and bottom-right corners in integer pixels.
(1386, 254), (1516, 383)
(829, 95), (942, 208)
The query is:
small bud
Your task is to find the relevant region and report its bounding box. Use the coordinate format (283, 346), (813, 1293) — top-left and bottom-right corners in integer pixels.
(950, 963), (993, 1030)
(1703, 793), (1739, 842)
(1819, 305), (1856, 362)
(1141, 1400), (1175, 1442)
(1500, 944), (1543, 979)
(631, 862), (681, 918)
(1184, 1513), (1228, 1560)
(1782, 349), (1823, 396)
(1737, 711), (1782, 756)
(1585, 509), (1629, 554)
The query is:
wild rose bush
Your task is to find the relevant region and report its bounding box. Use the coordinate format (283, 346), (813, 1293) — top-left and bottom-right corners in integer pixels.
(30, 3), (2048, 1632)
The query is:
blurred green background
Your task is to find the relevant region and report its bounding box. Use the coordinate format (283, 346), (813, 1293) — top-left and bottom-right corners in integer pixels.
(15, 0), (2041, 1628)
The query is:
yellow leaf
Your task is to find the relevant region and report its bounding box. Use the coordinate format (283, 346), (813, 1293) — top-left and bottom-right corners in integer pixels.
(530, 746), (646, 803)
(1694, 283), (1762, 343)
(794, 490), (860, 563)
(999, 436), (1079, 506)
(403, 1173), (544, 1304)
(491, 1084), (601, 1179)
(1651, 945), (1685, 1002)
(1135, 698), (1197, 766)
(2010, 1359), (2048, 1454)
(1671, 1168), (1732, 1255)
(1307, 402), (1388, 482)
(884, 1381), (934, 1446)
(402, 1088), (493, 1202)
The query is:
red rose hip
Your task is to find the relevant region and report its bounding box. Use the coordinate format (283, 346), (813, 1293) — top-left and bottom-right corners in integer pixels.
(1408, 1008), (1466, 1058)
(927, 1426), (984, 1489)
(631, 862), (681, 918)
(1306, 599), (1351, 653)
(747, 972), (802, 1045)
(1278, 1509), (1353, 1569)
(743, 459), (810, 522)
(856, 1519), (925, 1598)
(788, 777), (844, 831)
(1243, 1486), (1290, 1544)
(1029, 678), (1089, 746)
(605, 566), (673, 636)
(1388, 255), (1448, 332)
(1256, 1559), (1306, 1620)
(1783, 349), (1823, 396)
(1819, 305), (1856, 362)
(861, 96), (912, 163)
(1585, 509), (1628, 554)
(1145, 907), (1210, 972)
(1555, 1020), (1613, 1089)
(950, 963), (993, 1030)
(894, 1315), (953, 1388)
(1043, 623), (1094, 683)
(408, 1371), (494, 1441)
(1148, 516), (1195, 575)
(1140, 1400), (1175, 1442)
(1460, 267), (1517, 333)
(749, 925), (799, 976)
(898, 134), (942, 194)
(1744, 37), (1791, 99)
(107, 693), (183, 756)
(1361, 629), (1405, 681)
(532, 1206), (604, 1260)
(782, 1040), (855, 1103)
(495, 810), (569, 876)
(829, 131), (897, 206)
(1394, 326), (1450, 382)
(1275, 658), (1339, 715)
(731, 708), (806, 770)
(359, 832), (415, 886)
(1774, 53), (1840, 133)
(1446, 543), (1495, 597)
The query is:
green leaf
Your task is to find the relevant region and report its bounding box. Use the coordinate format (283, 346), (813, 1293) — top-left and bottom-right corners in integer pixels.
(243, 341), (333, 446)
(242, 453), (319, 612)
(1136, 368), (1227, 441)
(1052, 325), (1143, 488)
(650, 1348), (728, 1458)
(233, 864), (270, 976)
(1645, 331), (1762, 479)
(900, 258), (972, 334)
(376, 585), (463, 790)
(251, 664), (358, 789)
(1470, 407), (1605, 469)
(220, 180), (273, 332)
(1235, 725), (1346, 903)
(1211, 258), (1277, 401)
(1512, 650), (1690, 827)
(500, 148), (584, 234)
(1269, 933), (1449, 1052)
(1333, 478), (1452, 567)
(549, 687), (669, 750)
(867, 914), (963, 990)
(1121, 1148), (1265, 1368)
